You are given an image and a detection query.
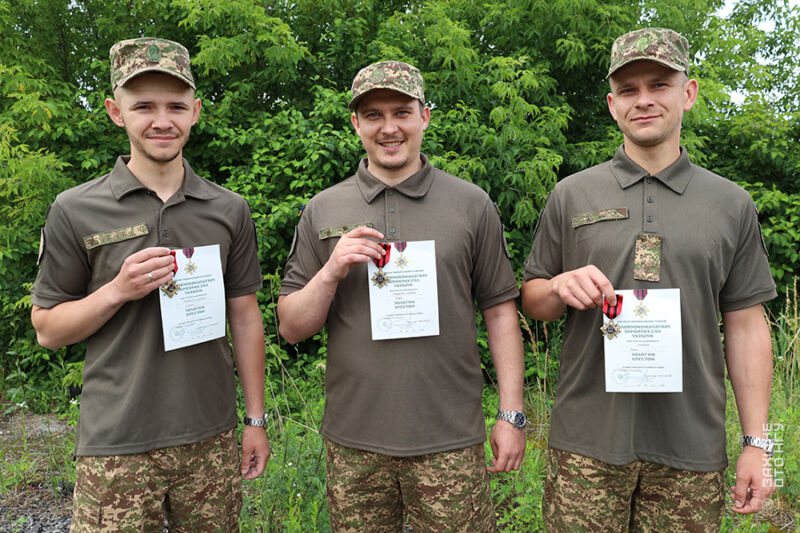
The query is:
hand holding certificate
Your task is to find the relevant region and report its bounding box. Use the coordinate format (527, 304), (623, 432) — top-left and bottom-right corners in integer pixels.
(603, 288), (682, 392)
(158, 244), (226, 351)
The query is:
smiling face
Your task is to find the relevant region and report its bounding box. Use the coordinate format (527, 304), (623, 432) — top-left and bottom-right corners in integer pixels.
(607, 60), (697, 151)
(351, 88), (430, 185)
(105, 72), (201, 166)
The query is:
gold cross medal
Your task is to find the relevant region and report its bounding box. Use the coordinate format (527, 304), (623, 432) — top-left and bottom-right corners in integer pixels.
(633, 288), (648, 317)
(182, 247), (197, 274)
(394, 241), (408, 269)
(160, 279), (180, 299)
(600, 295), (623, 340)
(371, 243), (392, 288)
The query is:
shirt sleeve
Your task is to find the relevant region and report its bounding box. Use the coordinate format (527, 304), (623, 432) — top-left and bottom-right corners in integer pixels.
(30, 201), (91, 308)
(718, 198), (777, 311)
(471, 198), (519, 310)
(280, 199), (326, 295)
(523, 191), (563, 282)
(224, 197), (263, 298)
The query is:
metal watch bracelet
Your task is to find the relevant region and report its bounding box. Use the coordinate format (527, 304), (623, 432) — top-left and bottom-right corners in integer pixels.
(242, 414), (268, 427)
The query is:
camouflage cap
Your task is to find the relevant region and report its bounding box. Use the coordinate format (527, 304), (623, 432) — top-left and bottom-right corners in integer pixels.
(348, 60), (424, 111)
(110, 37), (195, 91)
(607, 28), (690, 78)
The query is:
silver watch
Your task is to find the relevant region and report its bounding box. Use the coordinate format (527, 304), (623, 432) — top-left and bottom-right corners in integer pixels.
(496, 410), (527, 430)
(243, 414), (268, 428)
(741, 435), (774, 457)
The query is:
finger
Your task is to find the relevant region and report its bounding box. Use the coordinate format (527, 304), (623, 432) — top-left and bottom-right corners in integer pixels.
(343, 226), (384, 241)
(731, 480), (750, 510)
(126, 247), (173, 264)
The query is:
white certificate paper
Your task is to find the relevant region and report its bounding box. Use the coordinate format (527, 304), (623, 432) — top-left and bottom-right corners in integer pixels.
(368, 240), (439, 340)
(158, 244), (226, 351)
(604, 288), (682, 392)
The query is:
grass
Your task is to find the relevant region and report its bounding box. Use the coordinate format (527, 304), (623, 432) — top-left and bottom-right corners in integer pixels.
(1, 282), (799, 532)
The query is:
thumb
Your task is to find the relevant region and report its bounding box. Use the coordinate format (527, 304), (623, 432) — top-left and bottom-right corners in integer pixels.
(732, 478), (750, 509)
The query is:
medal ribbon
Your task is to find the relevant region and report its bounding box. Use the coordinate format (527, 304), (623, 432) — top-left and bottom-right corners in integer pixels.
(602, 294), (623, 319)
(394, 241), (407, 253)
(373, 243), (391, 268)
(169, 250), (178, 274)
(182, 247), (194, 259)
(634, 289), (647, 301)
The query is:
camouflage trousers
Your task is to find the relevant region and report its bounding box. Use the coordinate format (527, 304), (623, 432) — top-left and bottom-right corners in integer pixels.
(70, 428), (241, 533)
(544, 447), (725, 532)
(325, 438), (496, 533)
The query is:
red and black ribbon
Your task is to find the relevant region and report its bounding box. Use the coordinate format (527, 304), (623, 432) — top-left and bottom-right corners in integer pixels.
(182, 247), (194, 259)
(169, 250), (178, 274)
(633, 289), (647, 301)
(394, 241), (407, 253)
(373, 243), (391, 268)
(602, 294), (623, 319)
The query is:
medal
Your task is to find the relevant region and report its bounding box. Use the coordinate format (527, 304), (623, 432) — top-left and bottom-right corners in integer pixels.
(183, 247), (197, 274)
(394, 241), (408, 269)
(600, 294), (624, 340)
(371, 243), (392, 288)
(633, 288), (648, 317)
(160, 279), (180, 298)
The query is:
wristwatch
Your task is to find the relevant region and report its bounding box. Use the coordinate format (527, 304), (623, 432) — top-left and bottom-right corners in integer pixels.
(741, 435), (774, 457)
(242, 414), (268, 428)
(496, 410), (527, 430)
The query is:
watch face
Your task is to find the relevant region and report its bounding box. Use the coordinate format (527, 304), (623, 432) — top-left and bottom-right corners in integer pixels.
(513, 412), (527, 428)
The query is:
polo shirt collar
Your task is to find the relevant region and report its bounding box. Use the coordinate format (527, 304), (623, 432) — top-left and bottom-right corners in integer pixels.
(611, 146), (693, 194)
(109, 156), (218, 201)
(356, 154), (435, 203)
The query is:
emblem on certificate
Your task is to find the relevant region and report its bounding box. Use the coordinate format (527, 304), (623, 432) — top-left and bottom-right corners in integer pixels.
(160, 279), (180, 298)
(371, 243), (392, 288)
(600, 294), (623, 340)
(633, 288), (648, 317)
(394, 241), (408, 268)
(183, 247), (197, 274)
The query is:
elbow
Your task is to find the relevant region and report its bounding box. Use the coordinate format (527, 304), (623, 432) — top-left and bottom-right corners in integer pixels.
(35, 331), (64, 351)
(278, 322), (303, 345)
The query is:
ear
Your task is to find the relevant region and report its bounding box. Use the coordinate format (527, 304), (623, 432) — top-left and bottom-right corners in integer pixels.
(420, 106), (431, 131)
(350, 112), (360, 135)
(104, 97), (125, 127)
(607, 92), (618, 121)
(191, 97), (202, 125)
(683, 78), (699, 112)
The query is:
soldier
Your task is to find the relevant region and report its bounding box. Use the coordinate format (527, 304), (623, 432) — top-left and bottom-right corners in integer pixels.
(278, 61), (526, 531)
(30, 38), (270, 531)
(521, 28), (776, 530)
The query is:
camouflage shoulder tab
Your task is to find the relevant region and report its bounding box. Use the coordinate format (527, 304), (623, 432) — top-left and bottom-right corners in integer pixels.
(318, 222), (374, 240)
(572, 208), (628, 229)
(84, 223), (149, 250)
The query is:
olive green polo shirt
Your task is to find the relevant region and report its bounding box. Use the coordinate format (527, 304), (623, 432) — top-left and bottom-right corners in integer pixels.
(524, 146), (776, 471)
(281, 155), (519, 456)
(32, 156), (262, 456)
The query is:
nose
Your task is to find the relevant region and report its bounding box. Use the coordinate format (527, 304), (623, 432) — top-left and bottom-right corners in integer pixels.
(379, 116), (399, 135)
(151, 108), (173, 130)
(634, 89), (655, 108)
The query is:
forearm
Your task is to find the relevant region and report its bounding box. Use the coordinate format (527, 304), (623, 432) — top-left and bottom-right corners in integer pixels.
(521, 277), (566, 322)
(277, 268), (340, 343)
(724, 305), (773, 437)
(485, 300), (524, 410)
(31, 284), (125, 350)
(229, 294), (267, 418)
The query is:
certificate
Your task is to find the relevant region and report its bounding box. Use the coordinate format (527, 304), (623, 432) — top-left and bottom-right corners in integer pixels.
(604, 288), (682, 392)
(367, 240), (439, 340)
(158, 244), (226, 351)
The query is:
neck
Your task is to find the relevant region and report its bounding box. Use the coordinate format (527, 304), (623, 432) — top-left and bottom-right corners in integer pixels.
(126, 153), (185, 202)
(622, 140), (681, 176)
(367, 157), (423, 188)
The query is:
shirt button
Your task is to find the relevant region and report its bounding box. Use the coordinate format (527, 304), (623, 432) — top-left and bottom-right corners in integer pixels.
(646, 177), (654, 184)
(389, 227), (396, 234)
(387, 190), (394, 196)
(388, 207), (395, 213)
(162, 230), (169, 237)
(647, 216), (654, 223)
(647, 196), (654, 203)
